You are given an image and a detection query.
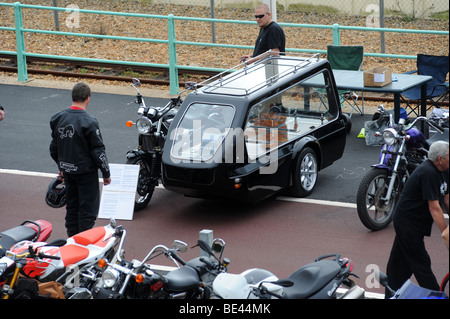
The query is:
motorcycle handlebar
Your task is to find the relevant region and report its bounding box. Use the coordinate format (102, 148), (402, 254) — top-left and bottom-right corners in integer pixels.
(168, 250), (187, 266)
(409, 116), (445, 133)
(28, 246), (61, 261)
(38, 252), (60, 260)
(199, 257), (215, 269)
(254, 284), (285, 299)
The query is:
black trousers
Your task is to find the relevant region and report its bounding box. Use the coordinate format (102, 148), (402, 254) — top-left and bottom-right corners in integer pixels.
(386, 224), (440, 292)
(63, 171), (100, 237)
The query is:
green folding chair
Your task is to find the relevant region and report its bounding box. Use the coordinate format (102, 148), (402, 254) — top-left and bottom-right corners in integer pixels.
(327, 45), (364, 117)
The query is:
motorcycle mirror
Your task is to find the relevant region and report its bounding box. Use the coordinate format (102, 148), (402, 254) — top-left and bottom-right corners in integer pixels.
(376, 270), (389, 286)
(376, 270), (395, 298)
(132, 78), (141, 87)
(197, 239), (215, 256)
(172, 240), (188, 253)
(109, 218), (116, 228)
(211, 238), (225, 253)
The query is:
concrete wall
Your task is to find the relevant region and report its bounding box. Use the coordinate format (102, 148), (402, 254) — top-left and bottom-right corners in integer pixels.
(152, 0), (449, 18)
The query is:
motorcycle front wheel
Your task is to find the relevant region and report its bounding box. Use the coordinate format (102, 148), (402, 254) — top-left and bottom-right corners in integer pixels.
(356, 168), (400, 231)
(126, 157), (155, 211)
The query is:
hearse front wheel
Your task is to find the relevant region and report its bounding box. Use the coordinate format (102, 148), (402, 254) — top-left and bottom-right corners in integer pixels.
(290, 147), (318, 197)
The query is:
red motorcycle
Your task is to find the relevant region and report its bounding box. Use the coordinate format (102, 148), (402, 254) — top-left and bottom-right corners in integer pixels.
(1, 219), (125, 299)
(0, 220), (52, 254)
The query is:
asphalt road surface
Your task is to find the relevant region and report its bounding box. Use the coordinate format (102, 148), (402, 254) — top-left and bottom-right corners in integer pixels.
(1, 82), (448, 298)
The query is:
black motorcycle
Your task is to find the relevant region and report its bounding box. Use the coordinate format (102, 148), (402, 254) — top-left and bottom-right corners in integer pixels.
(92, 238), (229, 299)
(125, 78), (181, 210)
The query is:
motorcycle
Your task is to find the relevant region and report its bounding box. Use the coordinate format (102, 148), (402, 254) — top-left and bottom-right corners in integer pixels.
(0, 219), (125, 299)
(212, 254), (364, 299)
(356, 105), (446, 231)
(429, 107), (449, 130)
(93, 238), (229, 299)
(125, 78), (182, 210)
(376, 271), (448, 299)
(1, 220), (52, 255)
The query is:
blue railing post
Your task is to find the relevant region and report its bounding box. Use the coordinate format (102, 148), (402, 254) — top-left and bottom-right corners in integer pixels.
(167, 14), (179, 95)
(332, 23), (341, 45)
(14, 2), (28, 81)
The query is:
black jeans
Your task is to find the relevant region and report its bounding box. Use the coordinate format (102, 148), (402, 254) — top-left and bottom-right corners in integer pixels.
(63, 171), (100, 237)
(386, 224), (440, 292)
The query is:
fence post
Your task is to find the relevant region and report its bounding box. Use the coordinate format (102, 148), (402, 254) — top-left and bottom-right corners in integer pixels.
(167, 14), (179, 95)
(14, 2), (28, 81)
(332, 23), (341, 45)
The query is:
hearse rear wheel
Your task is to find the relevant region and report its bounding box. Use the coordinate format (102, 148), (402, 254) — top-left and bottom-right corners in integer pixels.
(290, 147), (318, 197)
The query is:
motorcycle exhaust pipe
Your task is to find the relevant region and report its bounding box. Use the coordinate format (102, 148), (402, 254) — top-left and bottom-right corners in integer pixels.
(339, 286), (366, 299)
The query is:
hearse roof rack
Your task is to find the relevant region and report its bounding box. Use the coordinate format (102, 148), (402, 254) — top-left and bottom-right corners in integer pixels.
(195, 52), (321, 97)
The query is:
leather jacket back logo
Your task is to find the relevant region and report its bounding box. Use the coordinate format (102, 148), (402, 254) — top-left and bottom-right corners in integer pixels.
(58, 124), (75, 139)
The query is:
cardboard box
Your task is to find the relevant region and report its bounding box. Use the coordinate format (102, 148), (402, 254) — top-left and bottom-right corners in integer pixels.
(364, 67), (392, 87)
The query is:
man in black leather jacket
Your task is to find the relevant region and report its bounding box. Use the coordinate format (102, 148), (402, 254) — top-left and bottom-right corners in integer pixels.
(50, 83), (111, 237)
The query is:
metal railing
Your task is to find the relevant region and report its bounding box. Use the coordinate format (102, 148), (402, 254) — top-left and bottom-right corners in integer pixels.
(0, 2), (448, 94)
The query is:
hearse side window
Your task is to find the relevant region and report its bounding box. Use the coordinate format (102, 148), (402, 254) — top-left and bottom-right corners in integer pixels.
(244, 70), (335, 159)
(170, 103), (235, 162)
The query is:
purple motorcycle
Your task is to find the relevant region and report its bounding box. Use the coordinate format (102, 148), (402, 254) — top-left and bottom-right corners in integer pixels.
(356, 106), (447, 231)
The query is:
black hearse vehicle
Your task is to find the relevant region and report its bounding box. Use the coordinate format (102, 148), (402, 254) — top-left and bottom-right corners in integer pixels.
(161, 53), (347, 203)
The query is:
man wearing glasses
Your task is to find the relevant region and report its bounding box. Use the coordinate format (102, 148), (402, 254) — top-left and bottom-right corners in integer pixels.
(240, 3), (286, 63)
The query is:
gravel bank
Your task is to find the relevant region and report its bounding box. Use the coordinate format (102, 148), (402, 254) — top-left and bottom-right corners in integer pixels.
(0, 0), (448, 104)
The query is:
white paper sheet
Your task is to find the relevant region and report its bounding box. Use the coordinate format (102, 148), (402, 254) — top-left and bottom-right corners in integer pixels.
(373, 73), (385, 83)
(98, 163), (139, 220)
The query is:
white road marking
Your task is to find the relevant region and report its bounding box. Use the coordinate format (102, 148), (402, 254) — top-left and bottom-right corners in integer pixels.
(1, 169), (448, 219)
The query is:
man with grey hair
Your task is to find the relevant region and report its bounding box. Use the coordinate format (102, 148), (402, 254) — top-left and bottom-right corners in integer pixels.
(386, 140), (449, 294)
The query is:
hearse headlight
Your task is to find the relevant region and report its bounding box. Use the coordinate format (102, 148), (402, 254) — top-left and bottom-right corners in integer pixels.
(136, 117), (152, 135)
(382, 128), (398, 146)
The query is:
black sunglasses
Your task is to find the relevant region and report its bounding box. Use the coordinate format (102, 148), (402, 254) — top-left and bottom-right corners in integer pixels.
(254, 13), (267, 19)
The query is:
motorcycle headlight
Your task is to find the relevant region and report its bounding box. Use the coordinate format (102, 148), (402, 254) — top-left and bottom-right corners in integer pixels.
(382, 128), (398, 146)
(102, 268), (120, 288)
(136, 117), (152, 135)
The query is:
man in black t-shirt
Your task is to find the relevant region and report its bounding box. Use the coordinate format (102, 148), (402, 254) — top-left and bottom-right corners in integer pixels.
(240, 3), (285, 63)
(386, 141), (449, 293)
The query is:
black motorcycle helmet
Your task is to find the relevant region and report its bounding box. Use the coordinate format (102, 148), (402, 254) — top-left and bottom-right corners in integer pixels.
(45, 178), (66, 208)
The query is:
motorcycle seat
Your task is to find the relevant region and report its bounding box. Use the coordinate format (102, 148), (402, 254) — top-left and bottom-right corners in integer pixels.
(71, 227), (106, 247)
(164, 266), (200, 292)
(0, 225), (36, 251)
(59, 244), (90, 267)
(283, 260), (341, 299)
